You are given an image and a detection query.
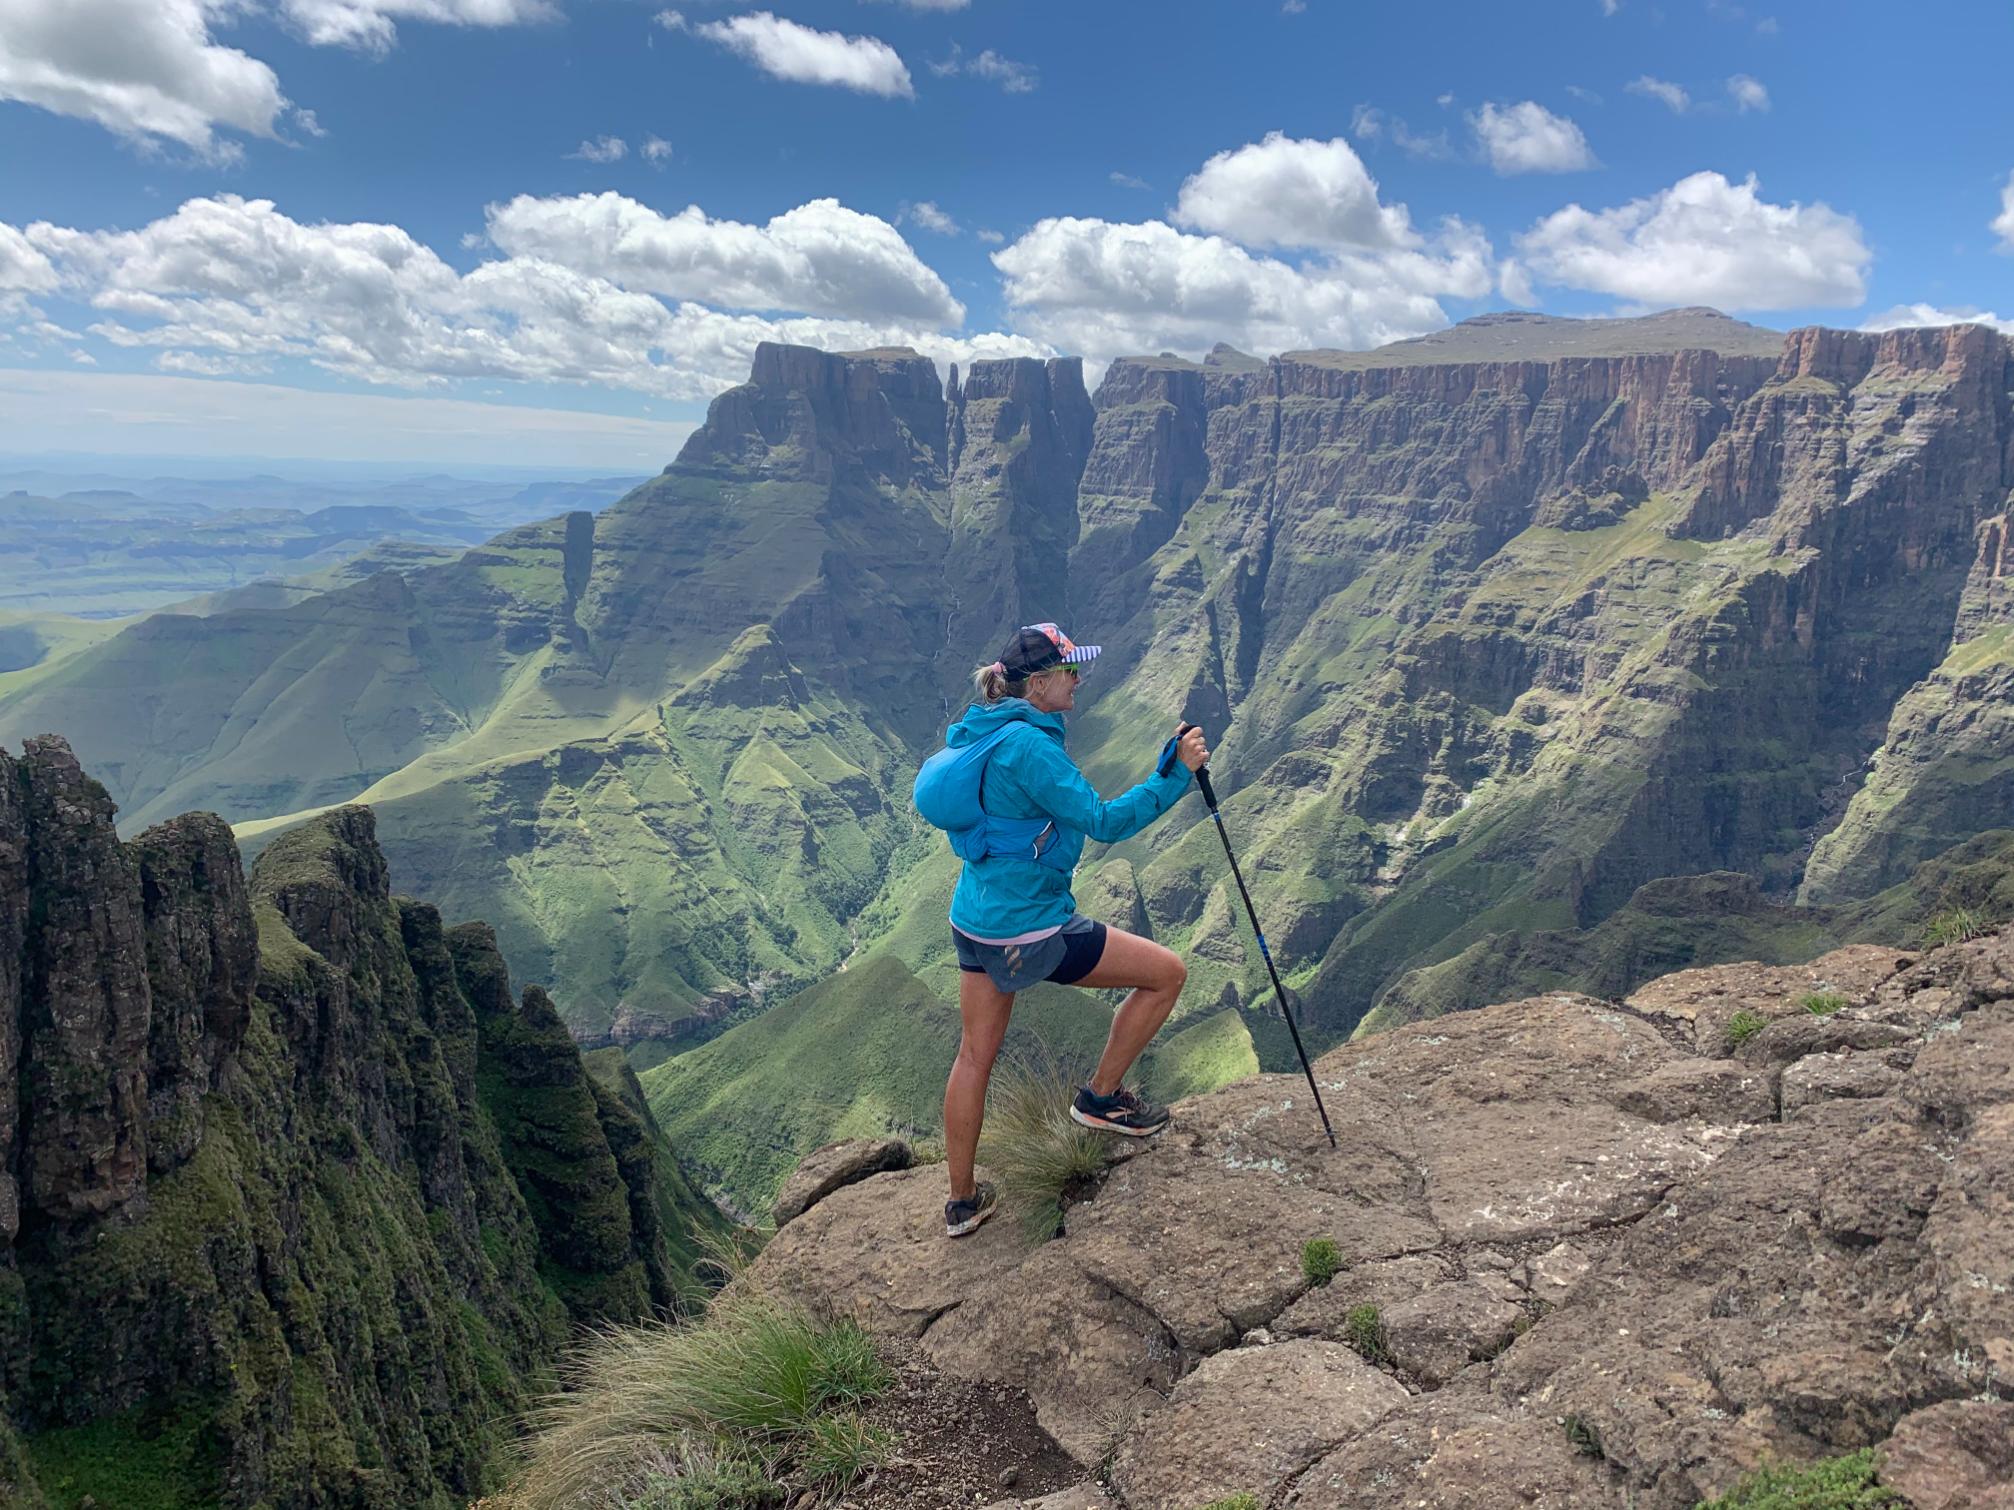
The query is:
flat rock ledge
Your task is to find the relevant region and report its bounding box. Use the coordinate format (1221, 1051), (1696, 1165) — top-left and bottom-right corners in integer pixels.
(748, 935), (2014, 1509)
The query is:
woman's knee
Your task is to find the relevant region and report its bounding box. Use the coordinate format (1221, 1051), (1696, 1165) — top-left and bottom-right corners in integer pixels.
(954, 1032), (1005, 1078)
(1152, 943), (1187, 995)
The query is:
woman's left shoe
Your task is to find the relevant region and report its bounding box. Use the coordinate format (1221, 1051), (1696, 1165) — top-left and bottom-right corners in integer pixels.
(945, 1180), (1001, 1237)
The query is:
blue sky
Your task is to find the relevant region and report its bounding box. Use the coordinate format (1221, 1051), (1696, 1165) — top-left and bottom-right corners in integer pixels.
(2, 0), (2010, 466)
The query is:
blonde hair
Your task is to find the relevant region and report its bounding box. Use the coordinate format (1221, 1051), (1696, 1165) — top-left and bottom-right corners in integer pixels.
(972, 662), (1025, 703)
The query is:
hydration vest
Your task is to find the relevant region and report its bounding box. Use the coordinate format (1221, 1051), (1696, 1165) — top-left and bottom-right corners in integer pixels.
(912, 724), (1074, 872)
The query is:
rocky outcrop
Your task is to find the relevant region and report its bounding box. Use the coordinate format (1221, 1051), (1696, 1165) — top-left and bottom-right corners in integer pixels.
(749, 929), (2014, 1509)
(0, 740), (721, 1509)
(773, 1135), (914, 1227)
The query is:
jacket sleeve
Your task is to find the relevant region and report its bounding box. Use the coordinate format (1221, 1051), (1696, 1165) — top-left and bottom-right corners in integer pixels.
(997, 728), (1192, 843)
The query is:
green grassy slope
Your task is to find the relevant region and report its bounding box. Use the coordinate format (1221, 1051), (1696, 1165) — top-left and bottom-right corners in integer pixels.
(1802, 623), (2014, 904)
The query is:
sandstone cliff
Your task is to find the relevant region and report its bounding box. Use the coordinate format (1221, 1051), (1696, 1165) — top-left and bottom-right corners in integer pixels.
(1066, 318), (2013, 1033)
(752, 927), (2014, 1510)
(0, 738), (725, 1508)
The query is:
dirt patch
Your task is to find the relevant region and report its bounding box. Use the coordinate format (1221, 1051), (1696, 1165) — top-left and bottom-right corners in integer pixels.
(843, 1344), (1084, 1509)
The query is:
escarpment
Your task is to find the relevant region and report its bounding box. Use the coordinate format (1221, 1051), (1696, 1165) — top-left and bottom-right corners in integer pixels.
(2, 313), (2011, 1053)
(0, 737), (726, 1509)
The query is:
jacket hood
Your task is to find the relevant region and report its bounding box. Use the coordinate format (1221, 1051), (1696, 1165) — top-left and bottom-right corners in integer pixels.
(945, 698), (1065, 749)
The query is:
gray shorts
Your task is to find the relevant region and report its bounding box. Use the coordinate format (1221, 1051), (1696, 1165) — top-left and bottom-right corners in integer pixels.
(952, 914), (1108, 993)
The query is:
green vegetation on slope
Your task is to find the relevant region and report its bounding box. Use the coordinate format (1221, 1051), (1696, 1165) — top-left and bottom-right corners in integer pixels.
(641, 949), (1269, 1217)
(642, 955), (1122, 1215)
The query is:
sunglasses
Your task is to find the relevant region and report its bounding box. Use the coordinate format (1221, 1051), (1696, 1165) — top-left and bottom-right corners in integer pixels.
(1044, 664), (1081, 680)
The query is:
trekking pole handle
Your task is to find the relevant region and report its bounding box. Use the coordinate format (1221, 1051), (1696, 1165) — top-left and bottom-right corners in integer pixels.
(1169, 723), (1219, 809)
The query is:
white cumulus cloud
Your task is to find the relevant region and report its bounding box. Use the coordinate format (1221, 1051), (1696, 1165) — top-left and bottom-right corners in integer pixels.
(992, 214), (1491, 371)
(928, 44), (1036, 93)
(1861, 303), (2014, 336)
(1471, 101), (1596, 174)
(10, 193), (1033, 403)
(0, 0), (288, 157)
(484, 191), (963, 323)
(900, 201), (959, 235)
(0, 223), (59, 294)
(1515, 170), (1869, 310)
(1626, 75), (1690, 113)
(278, 0), (556, 54)
(1994, 170), (2014, 253)
(1173, 133), (1416, 251)
(1350, 104), (1452, 161)
(1726, 73), (1769, 112)
(642, 135), (673, 166)
(665, 10), (913, 98)
(568, 135), (627, 163)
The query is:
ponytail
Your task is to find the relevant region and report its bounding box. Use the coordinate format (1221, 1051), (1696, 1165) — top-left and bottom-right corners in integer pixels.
(972, 661), (1026, 703)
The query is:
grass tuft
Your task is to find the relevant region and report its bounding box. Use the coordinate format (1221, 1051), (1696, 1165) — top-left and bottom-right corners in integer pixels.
(1342, 1303), (1391, 1366)
(1300, 1237), (1344, 1287)
(508, 1283), (891, 1509)
(1196, 1497), (1263, 1510)
(977, 1055), (1117, 1241)
(628, 1452), (774, 1509)
(1562, 1413), (1604, 1459)
(1923, 907), (1990, 949)
(1726, 1010), (1768, 1048)
(796, 1412), (893, 1495)
(1800, 992), (1847, 1016)
(1692, 1448), (1901, 1509)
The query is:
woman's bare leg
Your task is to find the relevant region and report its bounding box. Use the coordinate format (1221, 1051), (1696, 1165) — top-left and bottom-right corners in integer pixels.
(945, 970), (1015, 1200)
(1073, 926), (1187, 1096)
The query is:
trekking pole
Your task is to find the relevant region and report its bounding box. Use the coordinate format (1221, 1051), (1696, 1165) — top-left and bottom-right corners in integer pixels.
(1166, 725), (1338, 1150)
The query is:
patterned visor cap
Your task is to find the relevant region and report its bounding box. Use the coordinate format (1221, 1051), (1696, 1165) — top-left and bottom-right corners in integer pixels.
(998, 622), (1103, 677)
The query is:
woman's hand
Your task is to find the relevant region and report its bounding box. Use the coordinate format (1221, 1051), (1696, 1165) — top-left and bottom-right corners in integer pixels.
(1175, 722), (1209, 772)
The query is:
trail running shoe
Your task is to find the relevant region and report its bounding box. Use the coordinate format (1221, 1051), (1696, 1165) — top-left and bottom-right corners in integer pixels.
(1070, 1084), (1171, 1138)
(945, 1180), (1000, 1238)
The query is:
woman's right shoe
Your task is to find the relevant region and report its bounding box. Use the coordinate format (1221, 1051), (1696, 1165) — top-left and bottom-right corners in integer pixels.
(1069, 1084), (1171, 1137)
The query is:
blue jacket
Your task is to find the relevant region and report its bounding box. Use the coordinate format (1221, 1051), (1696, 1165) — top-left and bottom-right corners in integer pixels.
(944, 698), (1192, 940)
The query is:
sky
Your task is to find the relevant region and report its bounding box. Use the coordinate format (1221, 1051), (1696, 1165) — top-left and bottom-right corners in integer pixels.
(1, 0), (2011, 467)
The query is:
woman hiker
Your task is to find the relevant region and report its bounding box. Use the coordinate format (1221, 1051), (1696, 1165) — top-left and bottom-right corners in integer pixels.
(931, 622), (1208, 1238)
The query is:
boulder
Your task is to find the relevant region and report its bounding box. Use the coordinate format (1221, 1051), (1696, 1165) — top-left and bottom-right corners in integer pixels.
(1381, 1273), (1527, 1387)
(1880, 1400), (2014, 1510)
(772, 1136), (913, 1228)
(1626, 946), (1911, 1050)
(1614, 1058), (1774, 1124)
(1108, 1339), (1407, 1510)
(1780, 1049), (1906, 1119)
(1288, 1396), (1624, 1508)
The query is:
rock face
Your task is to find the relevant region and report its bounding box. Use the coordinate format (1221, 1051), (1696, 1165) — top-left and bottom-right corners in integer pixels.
(7, 317), (2010, 1049)
(0, 740), (723, 1509)
(1071, 321), (2014, 1034)
(747, 927), (2014, 1508)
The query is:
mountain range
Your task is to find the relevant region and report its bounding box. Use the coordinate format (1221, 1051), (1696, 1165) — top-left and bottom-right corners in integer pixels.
(1, 310), (2008, 1148)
